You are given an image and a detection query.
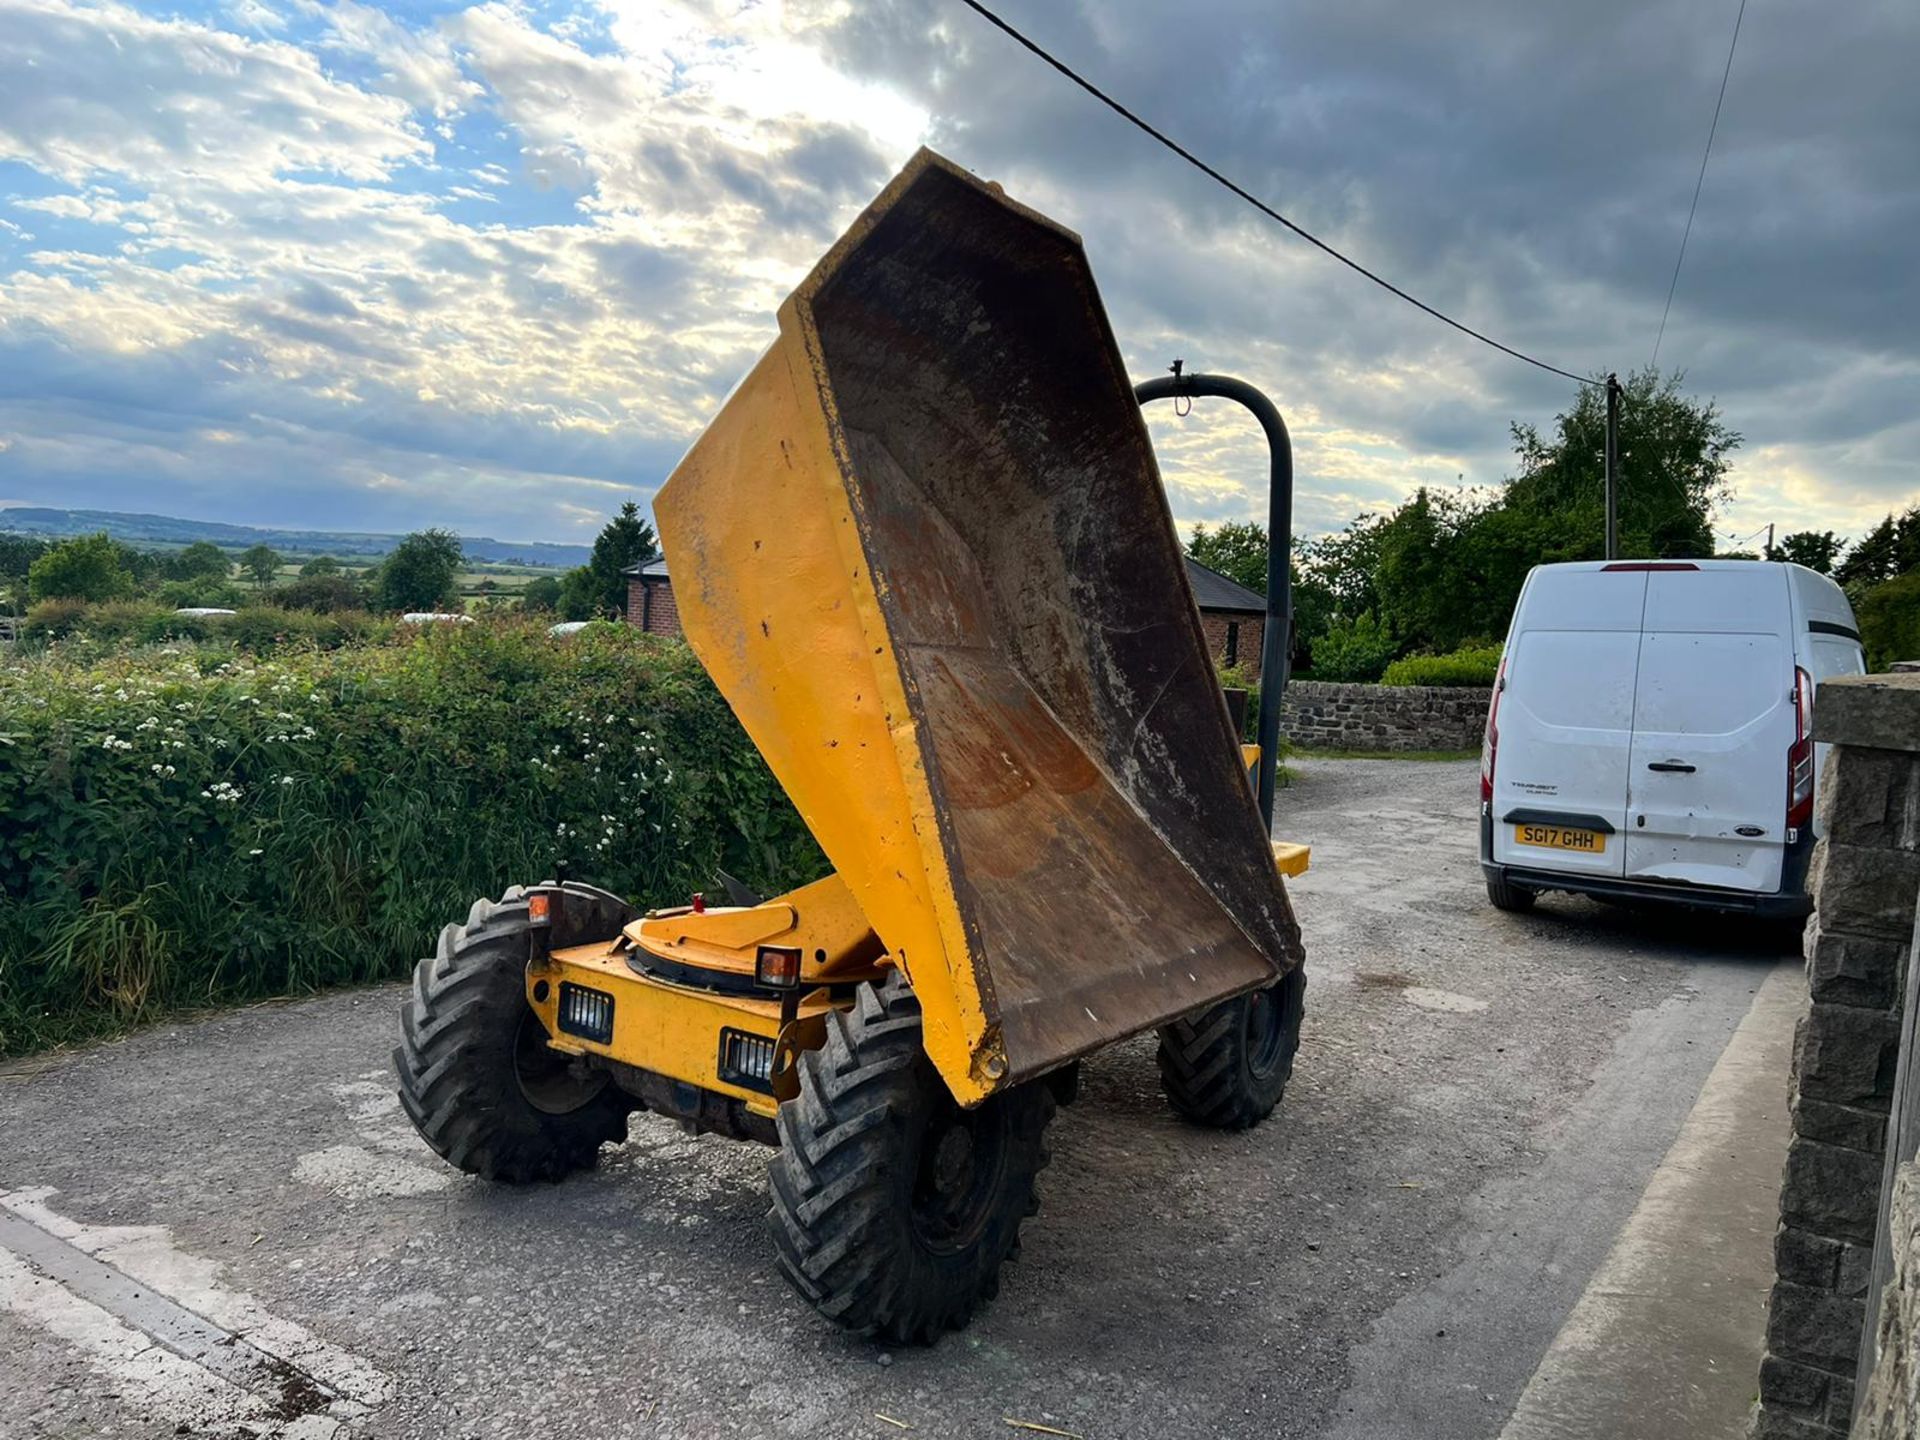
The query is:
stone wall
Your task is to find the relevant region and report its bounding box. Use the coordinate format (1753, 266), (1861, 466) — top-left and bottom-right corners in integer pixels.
(1860, 1161), (1920, 1438)
(1280, 679), (1491, 753)
(1753, 671), (1920, 1439)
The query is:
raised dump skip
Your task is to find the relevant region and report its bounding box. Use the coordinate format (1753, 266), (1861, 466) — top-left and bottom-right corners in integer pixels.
(656, 149), (1301, 1101)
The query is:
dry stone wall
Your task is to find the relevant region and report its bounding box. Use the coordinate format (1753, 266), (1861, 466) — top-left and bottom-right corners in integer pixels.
(1280, 680), (1491, 753)
(1752, 671), (1920, 1439)
(1859, 1162), (1920, 1438)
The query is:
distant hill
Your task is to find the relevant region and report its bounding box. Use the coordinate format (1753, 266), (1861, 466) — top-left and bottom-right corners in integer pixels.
(0, 507), (590, 569)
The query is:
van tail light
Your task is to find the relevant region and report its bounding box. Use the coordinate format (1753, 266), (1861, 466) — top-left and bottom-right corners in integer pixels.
(1787, 666), (1815, 831)
(1481, 657), (1507, 805)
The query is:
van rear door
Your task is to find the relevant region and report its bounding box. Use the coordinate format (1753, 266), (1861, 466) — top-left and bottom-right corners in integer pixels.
(1489, 567), (1644, 880)
(1624, 566), (1793, 894)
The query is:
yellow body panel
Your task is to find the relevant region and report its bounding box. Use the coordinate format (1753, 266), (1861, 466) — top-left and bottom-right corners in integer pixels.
(652, 336), (991, 1098)
(1272, 842), (1312, 878)
(629, 872), (885, 984)
(527, 940), (840, 1118)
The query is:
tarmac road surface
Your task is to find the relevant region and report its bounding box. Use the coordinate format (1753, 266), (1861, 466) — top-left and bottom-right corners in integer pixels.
(0, 757), (1795, 1439)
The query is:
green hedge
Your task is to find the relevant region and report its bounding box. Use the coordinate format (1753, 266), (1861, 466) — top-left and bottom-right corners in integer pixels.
(0, 623), (825, 1055)
(22, 599), (391, 653)
(1381, 644), (1503, 688)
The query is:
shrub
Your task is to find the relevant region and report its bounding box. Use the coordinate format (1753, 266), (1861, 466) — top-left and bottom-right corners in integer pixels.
(159, 577), (247, 609)
(64, 601), (173, 643)
(23, 597), (93, 640)
(1857, 571), (1920, 671)
(1313, 611), (1398, 682)
(0, 622), (825, 1055)
(16, 600), (390, 656)
(1381, 644), (1503, 687)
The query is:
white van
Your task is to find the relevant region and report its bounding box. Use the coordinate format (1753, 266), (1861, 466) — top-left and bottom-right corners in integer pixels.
(1479, 560), (1865, 918)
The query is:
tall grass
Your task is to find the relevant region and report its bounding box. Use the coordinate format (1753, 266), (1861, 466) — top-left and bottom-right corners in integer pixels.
(0, 622), (824, 1055)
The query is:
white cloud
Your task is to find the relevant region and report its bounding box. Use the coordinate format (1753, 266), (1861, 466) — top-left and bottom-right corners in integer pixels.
(0, 0), (429, 187)
(0, 0), (1912, 549)
(300, 0), (483, 119)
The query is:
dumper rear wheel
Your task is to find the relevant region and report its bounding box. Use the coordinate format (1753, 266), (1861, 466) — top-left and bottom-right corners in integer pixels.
(1156, 966), (1305, 1130)
(768, 976), (1054, 1344)
(394, 889), (633, 1184)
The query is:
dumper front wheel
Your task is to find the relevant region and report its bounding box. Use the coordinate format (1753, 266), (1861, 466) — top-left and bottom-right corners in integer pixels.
(768, 977), (1054, 1344)
(394, 890), (633, 1184)
(1156, 966), (1306, 1130)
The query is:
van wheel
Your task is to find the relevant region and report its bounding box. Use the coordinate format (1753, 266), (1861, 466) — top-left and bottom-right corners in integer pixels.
(1486, 873), (1536, 912)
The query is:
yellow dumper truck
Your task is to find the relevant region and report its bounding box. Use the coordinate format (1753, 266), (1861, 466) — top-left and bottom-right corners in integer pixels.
(394, 149), (1307, 1343)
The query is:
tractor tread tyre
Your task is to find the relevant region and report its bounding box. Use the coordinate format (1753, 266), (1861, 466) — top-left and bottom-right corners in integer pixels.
(1157, 966), (1306, 1130)
(767, 975), (1054, 1345)
(394, 887), (631, 1185)
(1486, 873), (1537, 912)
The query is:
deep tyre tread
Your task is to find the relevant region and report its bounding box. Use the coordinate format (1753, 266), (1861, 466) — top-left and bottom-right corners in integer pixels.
(1486, 873), (1537, 913)
(767, 974), (1054, 1345)
(1156, 965), (1306, 1130)
(394, 888), (632, 1185)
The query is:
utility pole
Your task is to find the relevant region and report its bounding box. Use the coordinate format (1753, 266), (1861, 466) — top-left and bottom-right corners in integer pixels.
(1604, 372), (1622, 560)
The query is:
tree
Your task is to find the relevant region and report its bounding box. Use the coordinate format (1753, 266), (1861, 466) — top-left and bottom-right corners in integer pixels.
(1299, 514), (1387, 625)
(240, 544), (284, 586)
(1835, 508), (1919, 589)
(1857, 571), (1920, 670)
(0, 534), (47, 579)
(557, 565), (600, 622)
(1766, 531), (1844, 574)
(1508, 367), (1738, 560)
(521, 575), (564, 613)
(574, 501), (658, 619)
(1187, 520), (1270, 593)
(28, 532), (136, 603)
(158, 577), (245, 608)
(299, 554), (343, 577)
(372, 529), (463, 612)
(169, 541), (230, 582)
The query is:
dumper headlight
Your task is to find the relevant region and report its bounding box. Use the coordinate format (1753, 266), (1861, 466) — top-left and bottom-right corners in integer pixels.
(719, 1028), (777, 1094)
(555, 982), (614, 1044)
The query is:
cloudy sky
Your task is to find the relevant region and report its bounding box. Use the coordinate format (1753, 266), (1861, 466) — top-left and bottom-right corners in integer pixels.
(0, 0), (1914, 549)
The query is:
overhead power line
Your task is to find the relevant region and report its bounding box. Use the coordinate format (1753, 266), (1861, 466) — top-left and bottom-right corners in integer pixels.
(956, 0), (1599, 387)
(1650, 0), (1747, 368)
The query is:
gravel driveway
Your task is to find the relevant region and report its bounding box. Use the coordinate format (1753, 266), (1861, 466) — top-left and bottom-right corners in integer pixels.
(0, 758), (1791, 1439)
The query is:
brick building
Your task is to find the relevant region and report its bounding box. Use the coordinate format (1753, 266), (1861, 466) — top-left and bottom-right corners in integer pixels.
(625, 557), (680, 636)
(626, 554), (1269, 681)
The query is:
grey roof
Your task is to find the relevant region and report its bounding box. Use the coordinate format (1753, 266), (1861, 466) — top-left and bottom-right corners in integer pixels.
(625, 552), (1264, 612)
(1182, 556), (1265, 614)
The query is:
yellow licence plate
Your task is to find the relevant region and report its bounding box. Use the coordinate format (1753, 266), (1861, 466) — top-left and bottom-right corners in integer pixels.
(1514, 823), (1606, 854)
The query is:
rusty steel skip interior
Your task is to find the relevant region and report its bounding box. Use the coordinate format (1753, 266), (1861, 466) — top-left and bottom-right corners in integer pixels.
(655, 149), (1303, 1097)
